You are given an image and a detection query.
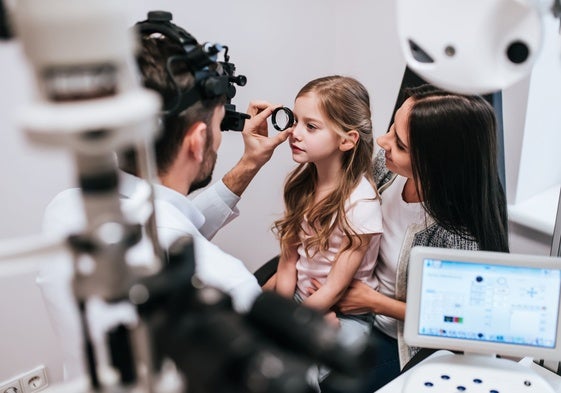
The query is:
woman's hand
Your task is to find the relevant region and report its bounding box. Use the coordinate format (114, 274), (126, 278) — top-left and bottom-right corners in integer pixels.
(309, 278), (375, 314)
(337, 280), (379, 314)
(309, 278), (407, 320)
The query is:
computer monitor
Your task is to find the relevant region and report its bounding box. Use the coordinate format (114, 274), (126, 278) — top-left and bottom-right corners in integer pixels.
(404, 246), (561, 361)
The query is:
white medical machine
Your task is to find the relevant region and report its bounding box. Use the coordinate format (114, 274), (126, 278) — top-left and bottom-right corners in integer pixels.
(400, 246), (561, 392)
(396, 0), (554, 95)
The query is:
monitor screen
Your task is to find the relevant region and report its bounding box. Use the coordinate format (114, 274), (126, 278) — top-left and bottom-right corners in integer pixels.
(405, 247), (561, 360)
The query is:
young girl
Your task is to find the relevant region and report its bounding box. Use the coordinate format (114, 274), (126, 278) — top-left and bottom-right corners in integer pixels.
(272, 75), (382, 344)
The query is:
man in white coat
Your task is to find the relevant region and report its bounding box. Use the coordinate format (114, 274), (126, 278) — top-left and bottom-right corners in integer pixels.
(38, 12), (289, 380)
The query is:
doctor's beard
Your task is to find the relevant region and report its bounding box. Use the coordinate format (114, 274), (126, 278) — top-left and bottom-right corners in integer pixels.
(188, 148), (217, 194)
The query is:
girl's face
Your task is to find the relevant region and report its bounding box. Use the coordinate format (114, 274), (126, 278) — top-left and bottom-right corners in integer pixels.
(376, 97), (414, 179)
(289, 92), (344, 165)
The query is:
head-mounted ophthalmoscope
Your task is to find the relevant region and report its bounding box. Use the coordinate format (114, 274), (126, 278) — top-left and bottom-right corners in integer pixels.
(135, 11), (249, 131)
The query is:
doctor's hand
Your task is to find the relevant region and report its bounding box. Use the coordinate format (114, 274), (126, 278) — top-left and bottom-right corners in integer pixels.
(309, 278), (377, 315)
(221, 101), (289, 197)
(240, 100), (290, 168)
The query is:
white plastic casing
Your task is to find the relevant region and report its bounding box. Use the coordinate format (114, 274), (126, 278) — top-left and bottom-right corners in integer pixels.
(396, 0), (547, 94)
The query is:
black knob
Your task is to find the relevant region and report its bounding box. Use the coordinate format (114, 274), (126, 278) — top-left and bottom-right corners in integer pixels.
(506, 40), (530, 64)
(234, 75), (247, 86)
(147, 11), (173, 23)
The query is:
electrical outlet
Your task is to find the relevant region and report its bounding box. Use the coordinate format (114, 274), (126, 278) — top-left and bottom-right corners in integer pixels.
(0, 366), (48, 393)
(0, 377), (23, 393)
(20, 366), (48, 393)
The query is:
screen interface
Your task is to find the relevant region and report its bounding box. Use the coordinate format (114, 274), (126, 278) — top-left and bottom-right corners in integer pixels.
(418, 259), (561, 348)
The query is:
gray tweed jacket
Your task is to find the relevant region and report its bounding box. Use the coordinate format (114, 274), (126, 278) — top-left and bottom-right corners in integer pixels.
(373, 149), (480, 367)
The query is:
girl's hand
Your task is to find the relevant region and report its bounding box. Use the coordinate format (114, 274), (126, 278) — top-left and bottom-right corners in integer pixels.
(324, 311), (341, 329)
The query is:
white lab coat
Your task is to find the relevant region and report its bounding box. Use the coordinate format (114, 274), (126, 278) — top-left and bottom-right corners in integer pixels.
(38, 171), (262, 380)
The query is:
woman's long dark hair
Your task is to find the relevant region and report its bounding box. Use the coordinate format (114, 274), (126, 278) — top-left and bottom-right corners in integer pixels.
(406, 85), (509, 252)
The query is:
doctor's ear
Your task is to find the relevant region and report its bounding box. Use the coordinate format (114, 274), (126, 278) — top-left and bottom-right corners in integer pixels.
(183, 121), (208, 163)
(339, 130), (359, 152)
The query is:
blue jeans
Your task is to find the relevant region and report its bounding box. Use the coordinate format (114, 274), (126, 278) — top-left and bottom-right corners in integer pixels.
(294, 292), (373, 384)
(320, 326), (400, 393)
(318, 313), (373, 382)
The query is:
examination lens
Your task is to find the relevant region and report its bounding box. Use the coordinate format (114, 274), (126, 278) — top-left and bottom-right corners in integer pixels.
(272, 106), (294, 131)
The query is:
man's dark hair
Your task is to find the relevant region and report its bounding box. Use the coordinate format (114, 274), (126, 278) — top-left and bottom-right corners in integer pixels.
(120, 32), (224, 176)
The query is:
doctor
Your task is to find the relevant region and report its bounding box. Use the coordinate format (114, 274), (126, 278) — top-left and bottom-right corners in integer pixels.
(39, 12), (289, 380)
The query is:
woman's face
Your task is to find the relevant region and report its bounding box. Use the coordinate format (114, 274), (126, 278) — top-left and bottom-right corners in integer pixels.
(376, 97), (414, 179)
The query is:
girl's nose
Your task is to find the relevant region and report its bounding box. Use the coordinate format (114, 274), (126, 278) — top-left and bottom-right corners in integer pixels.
(291, 124), (302, 140)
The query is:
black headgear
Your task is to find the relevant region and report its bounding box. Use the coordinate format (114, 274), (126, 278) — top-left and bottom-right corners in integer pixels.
(135, 11), (249, 131)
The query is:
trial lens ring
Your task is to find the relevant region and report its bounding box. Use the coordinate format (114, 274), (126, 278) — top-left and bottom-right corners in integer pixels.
(272, 106), (295, 131)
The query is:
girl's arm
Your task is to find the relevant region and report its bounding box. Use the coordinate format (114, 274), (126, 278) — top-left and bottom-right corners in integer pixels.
(303, 233), (376, 312)
(261, 273), (277, 291)
(275, 247), (298, 298)
(309, 278), (406, 321)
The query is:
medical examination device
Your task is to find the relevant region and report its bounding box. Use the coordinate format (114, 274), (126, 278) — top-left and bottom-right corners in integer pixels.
(271, 107), (295, 132)
(401, 246), (561, 392)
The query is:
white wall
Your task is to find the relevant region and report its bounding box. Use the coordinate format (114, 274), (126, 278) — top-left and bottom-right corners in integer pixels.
(0, 237), (66, 384)
(502, 12), (561, 255)
(0, 0), (404, 270)
(209, 0), (406, 271)
(505, 13), (561, 206)
(0, 0), (405, 383)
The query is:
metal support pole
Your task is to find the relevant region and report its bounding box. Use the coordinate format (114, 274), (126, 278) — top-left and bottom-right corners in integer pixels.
(543, 187), (561, 373)
(550, 188), (561, 257)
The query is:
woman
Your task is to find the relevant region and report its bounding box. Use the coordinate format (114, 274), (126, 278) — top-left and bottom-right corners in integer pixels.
(312, 84), (509, 391)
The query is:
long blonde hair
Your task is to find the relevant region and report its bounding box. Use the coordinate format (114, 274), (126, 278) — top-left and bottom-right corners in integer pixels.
(273, 75), (377, 259)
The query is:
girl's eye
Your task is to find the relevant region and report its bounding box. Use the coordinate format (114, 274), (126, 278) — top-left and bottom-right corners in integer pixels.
(307, 123), (317, 130)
